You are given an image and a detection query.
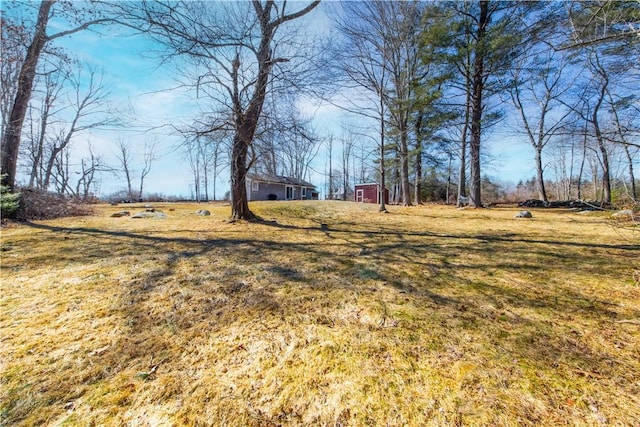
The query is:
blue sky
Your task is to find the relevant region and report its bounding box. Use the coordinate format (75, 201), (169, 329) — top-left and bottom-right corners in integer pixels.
(11, 1), (550, 199)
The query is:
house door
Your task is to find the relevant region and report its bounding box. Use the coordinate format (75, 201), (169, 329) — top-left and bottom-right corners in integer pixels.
(286, 186), (294, 200)
(356, 189), (364, 203)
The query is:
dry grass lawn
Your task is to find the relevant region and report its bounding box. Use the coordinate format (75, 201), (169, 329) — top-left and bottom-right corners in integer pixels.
(1, 201), (639, 426)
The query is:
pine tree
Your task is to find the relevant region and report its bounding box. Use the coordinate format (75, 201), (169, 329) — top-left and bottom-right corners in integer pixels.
(1, 174), (20, 219)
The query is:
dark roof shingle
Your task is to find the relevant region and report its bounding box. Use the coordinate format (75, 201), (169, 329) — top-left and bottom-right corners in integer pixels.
(247, 173), (316, 188)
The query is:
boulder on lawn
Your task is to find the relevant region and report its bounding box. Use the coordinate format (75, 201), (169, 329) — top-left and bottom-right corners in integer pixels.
(132, 210), (167, 219)
(196, 209), (211, 216)
(515, 210), (533, 219)
(111, 211), (130, 218)
(612, 209), (635, 219)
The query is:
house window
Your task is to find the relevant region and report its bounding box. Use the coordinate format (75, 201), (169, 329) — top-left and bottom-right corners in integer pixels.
(301, 187), (307, 198)
(286, 186), (293, 200)
(251, 181), (259, 191)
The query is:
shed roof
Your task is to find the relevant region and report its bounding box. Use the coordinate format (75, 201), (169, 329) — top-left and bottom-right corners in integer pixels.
(247, 173), (316, 188)
(356, 182), (389, 190)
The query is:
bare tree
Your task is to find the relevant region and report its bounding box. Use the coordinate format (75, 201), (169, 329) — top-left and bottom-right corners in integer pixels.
(182, 134), (228, 202)
(326, 134), (334, 200)
(184, 138), (203, 202)
(138, 141), (157, 200)
(275, 117), (319, 181)
(114, 139), (134, 199)
(52, 148), (71, 196)
(508, 47), (576, 202)
(573, 50), (615, 204)
(40, 67), (114, 190)
(115, 138), (159, 201)
(125, 1), (320, 219)
(1, 16), (29, 147)
(51, 143), (107, 200)
(253, 99), (319, 182)
(207, 135), (228, 201)
(334, 2), (396, 211)
(563, 0), (640, 50)
(560, 1), (639, 204)
(23, 69), (65, 189)
(75, 146), (106, 201)
(1, 0), (113, 190)
(336, 1), (426, 207)
(606, 89), (639, 201)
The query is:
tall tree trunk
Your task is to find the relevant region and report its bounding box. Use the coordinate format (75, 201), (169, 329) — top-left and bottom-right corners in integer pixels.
(1, 1), (53, 190)
(534, 148), (547, 201)
(457, 124), (468, 206)
(327, 135), (333, 200)
(623, 145), (637, 201)
(124, 166), (132, 198)
(378, 98), (386, 212)
(228, 1), (319, 219)
(399, 129), (412, 206)
(43, 146), (60, 190)
(414, 147), (422, 205)
(592, 84), (611, 204)
(577, 129), (587, 200)
(567, 137), (576, 199)
(203, 160), (209, 202)
(394, 168), (401, 204)
(446, 153), (452, 204)
(457, 56), (472, 207)
(28, 107), (48, 189)
(468, 1), (488, 208)
(230, 129), (254, 220)
(138, 174), (145, 201)
(230, 8), (270, 219)
(414, 113), (423, 205)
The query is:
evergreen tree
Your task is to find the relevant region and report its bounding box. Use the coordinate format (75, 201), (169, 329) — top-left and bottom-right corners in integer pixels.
(0, 174), (20, 219)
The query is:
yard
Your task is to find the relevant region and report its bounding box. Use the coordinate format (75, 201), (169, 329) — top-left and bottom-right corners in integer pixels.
(1, 201), (639, 426)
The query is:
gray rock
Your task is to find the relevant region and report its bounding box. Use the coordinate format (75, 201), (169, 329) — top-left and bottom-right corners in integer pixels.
(612, 209), (634, 218)
(514, 210), (533, 218)
(132, 210), (167, 219)
(196, 209), (211, 216)
(111, 211), (130, 217)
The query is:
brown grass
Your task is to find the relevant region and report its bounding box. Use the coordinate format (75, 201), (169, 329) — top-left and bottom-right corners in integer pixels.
(1, 201), (639, 426)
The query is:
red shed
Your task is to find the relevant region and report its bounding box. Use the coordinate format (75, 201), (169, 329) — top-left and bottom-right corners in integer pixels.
(354, 183), (389, 204)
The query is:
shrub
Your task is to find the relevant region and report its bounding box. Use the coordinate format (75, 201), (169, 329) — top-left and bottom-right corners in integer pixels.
(1, 176), (21, 219)
(15, 189), (94, 220)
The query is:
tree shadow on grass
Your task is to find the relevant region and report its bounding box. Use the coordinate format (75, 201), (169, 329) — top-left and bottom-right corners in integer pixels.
(3, 219), (638, 425)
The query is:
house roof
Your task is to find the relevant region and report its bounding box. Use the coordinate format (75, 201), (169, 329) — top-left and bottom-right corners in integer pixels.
(247, 173), (316, 189)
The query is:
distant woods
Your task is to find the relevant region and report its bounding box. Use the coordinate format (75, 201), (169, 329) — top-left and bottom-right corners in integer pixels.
(331, 0), (639, 207)
(0, 1), (638, 214)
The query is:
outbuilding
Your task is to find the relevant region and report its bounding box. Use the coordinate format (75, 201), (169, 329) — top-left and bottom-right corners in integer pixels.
(354, 183), (389, 205)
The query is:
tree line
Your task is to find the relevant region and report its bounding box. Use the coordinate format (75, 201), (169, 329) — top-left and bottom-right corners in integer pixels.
(1, 1), (638, 219)
(330, 0), (638, 210)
